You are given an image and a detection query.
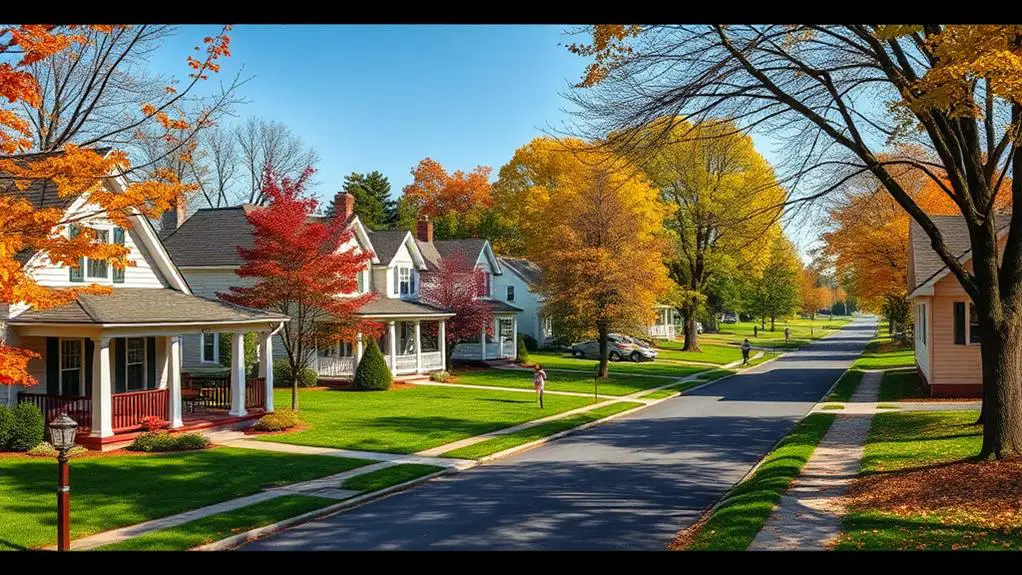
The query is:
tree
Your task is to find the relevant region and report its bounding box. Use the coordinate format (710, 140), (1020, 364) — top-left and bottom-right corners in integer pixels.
(218, 167), (377, 410)
(235, 117), (320, 206)
(0, 25), (232, 387)
(418, 250), (494, 367)
(520, 138), (672, 378)
(638, 118), (784, 351)
(750, 234), (801, 331)
(568, 24), (1022, 459)
(326, 171), (395, 228)
(400, 158), (493, 240)
(800, 267), (823, 320)
(881, 292), (911, 337)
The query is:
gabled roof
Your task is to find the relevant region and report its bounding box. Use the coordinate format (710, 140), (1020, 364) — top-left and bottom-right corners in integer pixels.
(415, 238), (501, 274)
(908, 214), (1012, 296)
(355, 297), (453, 318)
(498, 257), (543, 287)
(483, 299), (523, 313)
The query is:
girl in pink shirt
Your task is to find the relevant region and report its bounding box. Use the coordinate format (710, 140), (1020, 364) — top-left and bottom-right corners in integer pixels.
(533, 364), (548, 408)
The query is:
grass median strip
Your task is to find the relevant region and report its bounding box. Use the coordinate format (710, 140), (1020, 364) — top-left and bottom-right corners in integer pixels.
(671, 413), (837, 550)
(440, 401), (644, 460)
(340, 463), (445, 492)
(96, 495), (336, 551)
(825, 368), (864, 402)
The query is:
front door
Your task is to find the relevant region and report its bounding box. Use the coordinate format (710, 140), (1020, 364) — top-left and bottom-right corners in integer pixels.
(499, 318), (513, 356)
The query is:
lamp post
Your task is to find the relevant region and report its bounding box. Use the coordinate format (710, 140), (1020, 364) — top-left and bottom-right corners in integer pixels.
(48, 413), (78, 552)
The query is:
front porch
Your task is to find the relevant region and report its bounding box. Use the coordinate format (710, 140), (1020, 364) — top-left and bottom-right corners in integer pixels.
(647, 306), (677, 339)
(316, 319), (447, 379)
(451, 312), (519, 362)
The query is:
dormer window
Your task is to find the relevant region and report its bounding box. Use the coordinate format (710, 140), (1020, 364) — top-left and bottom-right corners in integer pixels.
(69, 224), (126, 284)
(396, 266), (417, 297)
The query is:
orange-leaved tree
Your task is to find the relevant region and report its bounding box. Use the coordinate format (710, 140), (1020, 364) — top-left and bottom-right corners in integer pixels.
(0, 25), (232, 387)
(399, 158), (493, 239)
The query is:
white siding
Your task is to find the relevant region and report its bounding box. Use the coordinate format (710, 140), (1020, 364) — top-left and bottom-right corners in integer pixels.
(492, 267), (542, 342)
(913, 297), (931, 384)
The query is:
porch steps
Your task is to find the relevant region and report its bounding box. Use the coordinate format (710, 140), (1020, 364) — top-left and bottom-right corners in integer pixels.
(395, 375), (432, 385)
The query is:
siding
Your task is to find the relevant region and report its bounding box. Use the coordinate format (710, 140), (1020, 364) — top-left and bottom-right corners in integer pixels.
(913, 296), (932, 383)
(492, 268), (542, 342)
(929, 273), (982, 386)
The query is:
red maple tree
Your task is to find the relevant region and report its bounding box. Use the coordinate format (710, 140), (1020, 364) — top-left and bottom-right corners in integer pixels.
(218, 167), (378, 410)
(419, 250), (493, 366)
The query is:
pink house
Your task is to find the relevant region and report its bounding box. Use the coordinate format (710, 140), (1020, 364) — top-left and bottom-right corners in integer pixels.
(907, 215), (1009, 398)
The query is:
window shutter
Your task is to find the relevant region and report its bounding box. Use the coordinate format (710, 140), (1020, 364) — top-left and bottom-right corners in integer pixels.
(393, 269), (399, 295)
(114, 338), (127, 393)
(112, 227), (126, 283)
(84, 338), (94, 395)
(45, 337), (60, 394)
(146, 336), (157, 389)
(953, 302), (966, 345)
(68, 225), (84, 282)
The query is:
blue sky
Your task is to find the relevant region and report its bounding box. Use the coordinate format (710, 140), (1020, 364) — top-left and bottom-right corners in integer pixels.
(150, 25), (816, 258)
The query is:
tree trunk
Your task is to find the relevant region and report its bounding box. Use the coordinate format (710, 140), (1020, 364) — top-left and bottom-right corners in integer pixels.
(761, 316), (765, 329)
(977, 321), (1022, 459)
(770, 315), (775, 332)
(596, 320), (610, 379)
(682, 302), (701, 352)
(289, 358), (300, 411)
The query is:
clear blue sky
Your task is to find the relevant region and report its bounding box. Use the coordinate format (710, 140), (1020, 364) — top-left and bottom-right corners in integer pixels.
(150, 25), (816, 258)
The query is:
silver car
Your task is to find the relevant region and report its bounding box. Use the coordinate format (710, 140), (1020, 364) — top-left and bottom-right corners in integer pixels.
(570, 333), (658, 362)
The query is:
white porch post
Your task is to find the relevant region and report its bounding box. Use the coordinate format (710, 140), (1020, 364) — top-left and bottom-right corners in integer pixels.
(229, 332), (247, 417)
(167, 336), (183, 428)
(414, 321), (422, 373)
(480, 324), (486, 361)
(259, 331), (274, 413)
(388, 321), (397, 375)
(511, 315), (518, 360)
(356, 333), (364, 364)
(439, 320), (447, 371)
(494, 317), (501, 358)
(90, 336), (113, 438)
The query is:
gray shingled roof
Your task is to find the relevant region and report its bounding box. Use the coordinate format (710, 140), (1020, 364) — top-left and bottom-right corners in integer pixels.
(415, 239), (443, 271)
(909, 214), (1012, 292)
(366, 230), (411, 264)
(10, 288), (288, 325)
(434, 239), (487, 264)
(484, 299), (523, 313)
(499, 257), (543, 287)
(162, 205), (259, 267)
(355, 296), (453, 317)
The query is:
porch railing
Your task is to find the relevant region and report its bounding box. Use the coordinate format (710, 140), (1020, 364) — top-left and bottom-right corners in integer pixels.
(112, 389), (169, 432)
(182, 374), (265, 411)
(393, 354), (418, 375)
(648, 324), (675, 339)
(246, 377), (265, 409)
(317, 356), (355, 378)
(421, 351), (443, 371)
(19, 393), (92, 431)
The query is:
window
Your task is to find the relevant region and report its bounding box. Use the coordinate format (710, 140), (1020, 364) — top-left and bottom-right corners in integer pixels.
(919, 304), (926, 345)
(484, 272), (491, 297)
(969, 303), (982, 344)
(953, 302), (966, 345)
(399, 267), (412, 296)
(506, 285), (515, 302)
(126, 337), (145, 390)
(201, 333), (219, 363)
(60, 339), (82, 395)
(356, 269), (365, 294)
(86, 229), (110, 279)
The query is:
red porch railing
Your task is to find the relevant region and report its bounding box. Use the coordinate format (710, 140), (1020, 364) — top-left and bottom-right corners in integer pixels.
(246, 377), (266, 409)
(18, 393), (93, 431)
(111, 389), (169, 432)
(183, 374), (265, 411)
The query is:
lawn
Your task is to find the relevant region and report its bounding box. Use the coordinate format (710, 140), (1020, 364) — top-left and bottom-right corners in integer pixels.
(97, 495), (336, 551)
(672, 414), (836, 550)
(879, 368), (927, 401)
(852, 327), (915, 370)
(0, 448), (371, 550)
(647, 342), (743, 365)
(527, 350), (708, 378)
(825, 368), (865, 402)
(699, 316), (851, 350)
(450, 367), (668, 396)
(258, 386), (598, 454)
(440, 401), (643, 460)
(834, 411), (1022, 550)
(341, 463), (445, 492)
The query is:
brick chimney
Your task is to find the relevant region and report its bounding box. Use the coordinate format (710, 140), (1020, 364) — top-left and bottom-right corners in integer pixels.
(160, 196), (187, 235)
(334, 191), (355, 221)
(416, 213), (433, 243)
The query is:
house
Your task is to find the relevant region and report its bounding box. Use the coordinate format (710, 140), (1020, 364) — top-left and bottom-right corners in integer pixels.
(1, 150), (288, 448)
(647, 305), (677, 340)
(907, 214), (1010, 397)
(162, 192), (521, 381)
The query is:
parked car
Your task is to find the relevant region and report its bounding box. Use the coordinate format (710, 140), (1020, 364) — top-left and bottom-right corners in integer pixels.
(721, 313), (738, 324)
(570, 333), (658, 362)
(696, 321), (704, 334)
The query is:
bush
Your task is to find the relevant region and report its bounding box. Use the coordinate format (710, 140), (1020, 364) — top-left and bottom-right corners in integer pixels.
(273, 359), (318, 389)
(517, 336), (530, 364)
(429, 371), (451, 383)
(9, 403), (44, 452)
(520, 334), (539, 352)
(128, 431), (210, 452)
(0, 405), (13, 450)
(253, 410), (300, 432)
(26, 442), (87, 458)
(353, 338), (391, 391)
(140, 416), (168, 432)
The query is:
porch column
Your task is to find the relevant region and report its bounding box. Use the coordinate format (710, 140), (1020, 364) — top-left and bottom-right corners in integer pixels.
(480, 324), (486, 361)
(494, 317), (501, 358)
(167, 336), (183, 428)
(356, 333), (364, 364)
(388, 321), (397, 375)
(90, 336), (113, 438)
(229, 332), (247, 417)
(511, 315), (518, 360)
(259, 331), (274, 413)
(414, 320), (422, 373)
(439, 320), (447, 371)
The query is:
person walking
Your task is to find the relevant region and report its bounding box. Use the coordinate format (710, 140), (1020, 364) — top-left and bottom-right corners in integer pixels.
(753, 324), (758, 338)
(533, 364), (548, 408)
(784, 327), (790, 343)
(741, 338), (751, 365)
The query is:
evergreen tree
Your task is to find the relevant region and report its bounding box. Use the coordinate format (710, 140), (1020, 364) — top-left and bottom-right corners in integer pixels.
(327, 171), (396, 229)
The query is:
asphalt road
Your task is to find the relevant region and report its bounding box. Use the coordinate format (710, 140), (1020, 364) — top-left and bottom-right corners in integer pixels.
(243, 316), (876, 550)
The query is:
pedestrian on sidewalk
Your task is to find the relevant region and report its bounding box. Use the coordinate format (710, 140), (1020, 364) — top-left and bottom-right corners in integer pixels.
(741, 338), (751, 365)
(533, 363), (547, 408)
(753, 324), (758, 338)
(784, 327), (790, 343)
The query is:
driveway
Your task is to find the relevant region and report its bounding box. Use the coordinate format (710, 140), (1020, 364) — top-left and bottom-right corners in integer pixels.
(243, 317), (876, 550)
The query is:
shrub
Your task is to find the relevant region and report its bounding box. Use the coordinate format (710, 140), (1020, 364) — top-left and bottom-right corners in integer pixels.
(9, 403), (44, 452)
(0, 405), (13, 450)
(253, 410), (300, 432)
(353, 338), (391, 391)
(273, 359), (318, 389)
(128, 431), (210, 452)
(520, 334), (539, 352)
(429, 370), (451, 383)
(140, 416), (168, 432)
(26, 442), (87, 458)
(516, 336), (530, 364)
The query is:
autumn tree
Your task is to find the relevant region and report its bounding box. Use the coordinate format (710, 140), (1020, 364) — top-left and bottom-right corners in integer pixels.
(0, 25), (232, 387)
(218, 167), (377, 410)
(418, 250), (494, 367)
(520, 139), (671, 378)
(800, 267), (823, 320)
(400, 158), (494, 240)
(749, 234), (801, 331)
(326, 171), (395, 228)
(569, 24), (1022, 459)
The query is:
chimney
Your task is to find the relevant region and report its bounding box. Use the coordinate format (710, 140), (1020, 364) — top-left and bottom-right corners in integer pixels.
(334, 191), (355, 221)
(160, 195), (187, 235)
(416, 213), (433, 243)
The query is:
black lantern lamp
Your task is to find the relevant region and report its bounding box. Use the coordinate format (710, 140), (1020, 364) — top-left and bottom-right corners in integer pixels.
(48, 412), (78, 551)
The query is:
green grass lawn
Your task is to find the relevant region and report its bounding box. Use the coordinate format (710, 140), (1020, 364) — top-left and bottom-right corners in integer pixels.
(852, 327), (915, 370)
(0, 448), (371, 550)
(259, 386), (598, 454)
(675, 414), (836, 550)
(97, 495), (335, 551)
(341, 463), (445, 492)
(700, 316), (851, 350)
(440, 401), (643, 459)
(528, 350), (708, 378)
(825, 369), (865, 402)
(879, 368), (927, 401)
(833, 411), (1022, 550)
(821, 404), (845, 410)
(697, 368), (737, 381)
(450, 368), (668, 396)
(648, 342), (743, 365)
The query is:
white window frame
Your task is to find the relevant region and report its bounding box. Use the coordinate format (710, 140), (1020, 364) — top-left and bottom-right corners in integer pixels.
(506, 285), (515, 302)
(59, 338), (84, 395)
(84, 226), (112, 280)
(125, 337), (147, 390)
(398, 267), (416, 298)
(356, 269), (366, 294)
(200, 332), (219, 364)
